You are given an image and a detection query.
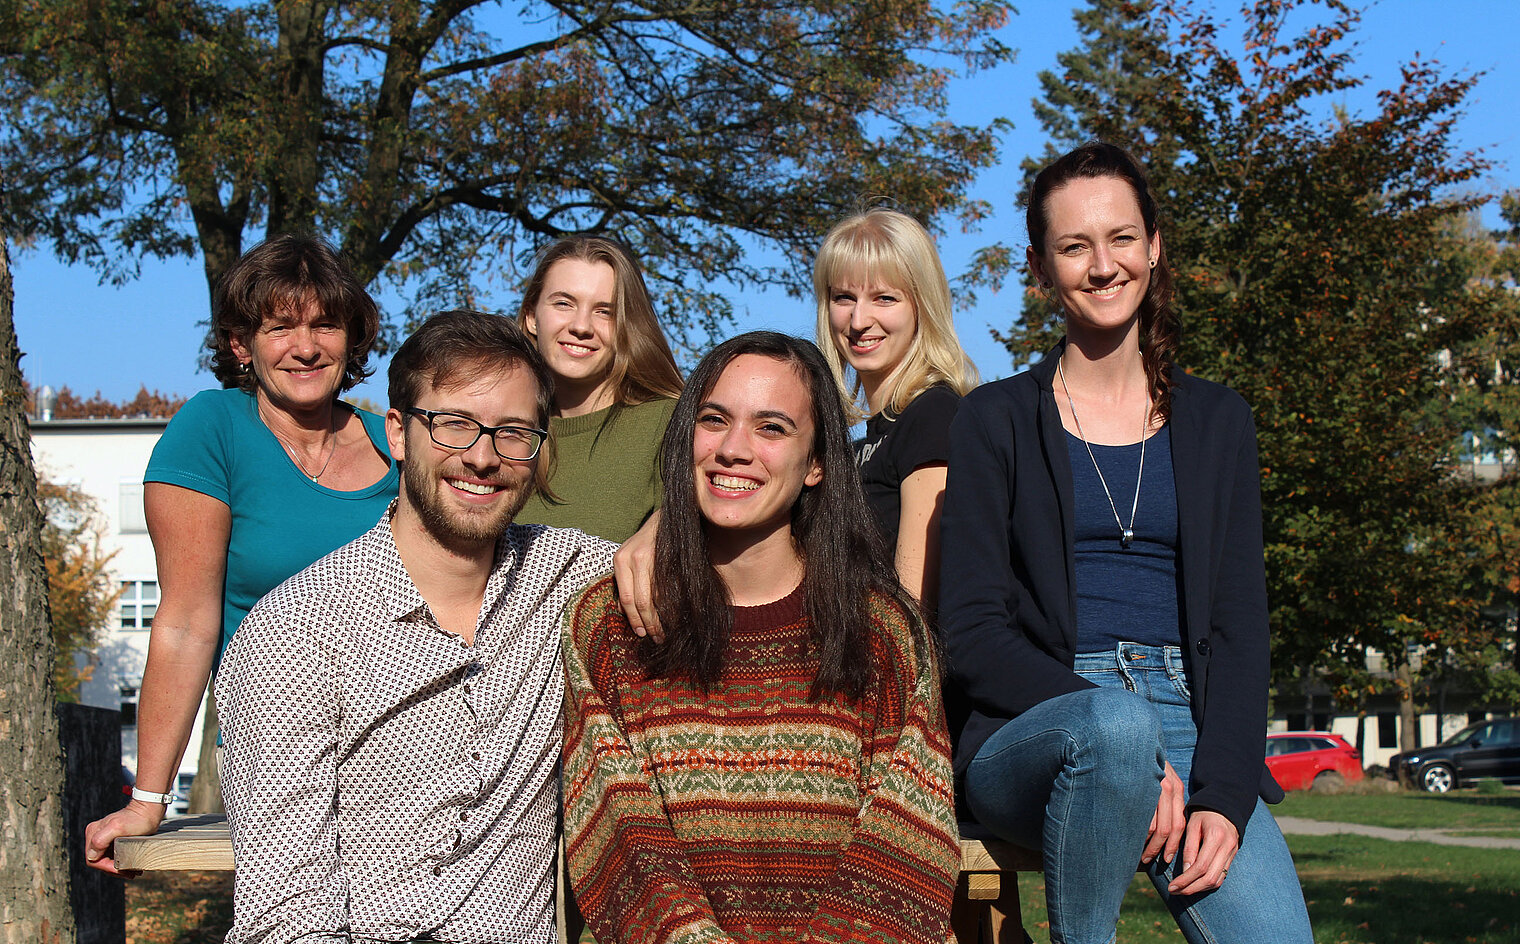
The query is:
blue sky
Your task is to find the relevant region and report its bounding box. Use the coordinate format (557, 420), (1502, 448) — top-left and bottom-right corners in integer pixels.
(12, 0), (1519, 406)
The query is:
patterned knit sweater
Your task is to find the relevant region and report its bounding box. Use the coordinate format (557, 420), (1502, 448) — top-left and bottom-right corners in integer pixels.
(562, 576), (959, 944)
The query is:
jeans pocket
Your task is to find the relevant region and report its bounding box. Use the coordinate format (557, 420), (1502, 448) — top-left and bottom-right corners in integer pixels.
(1168, 665), (1192, 701)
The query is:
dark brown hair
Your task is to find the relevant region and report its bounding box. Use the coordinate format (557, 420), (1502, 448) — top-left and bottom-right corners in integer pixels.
(388, 310), (557, 499)
(210, 234), (380, 393)
(645, 331), (925, 699)
(517, 234), (684, 408)
(1027, 142), (1180, 419)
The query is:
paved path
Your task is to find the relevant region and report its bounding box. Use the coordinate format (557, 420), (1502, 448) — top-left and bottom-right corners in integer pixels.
(1277, 816), (1520, 850)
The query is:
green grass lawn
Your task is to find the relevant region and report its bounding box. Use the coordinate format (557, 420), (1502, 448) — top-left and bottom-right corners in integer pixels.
(1006, 834), (1520, 943)
(1276, 787), (1520, 831)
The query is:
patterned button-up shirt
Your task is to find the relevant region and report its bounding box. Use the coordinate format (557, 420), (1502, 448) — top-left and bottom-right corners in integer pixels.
(216, 507), (615, 944)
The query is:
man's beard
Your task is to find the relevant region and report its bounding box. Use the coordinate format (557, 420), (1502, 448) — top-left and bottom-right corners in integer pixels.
(402, 456), (531, 552)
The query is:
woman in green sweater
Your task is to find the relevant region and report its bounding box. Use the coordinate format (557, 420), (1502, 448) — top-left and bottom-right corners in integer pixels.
(515, 235), (684, 541)
(562, 332), (959, 944)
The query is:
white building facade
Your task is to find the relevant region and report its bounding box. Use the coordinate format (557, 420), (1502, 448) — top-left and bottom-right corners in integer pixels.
(29, 417), (208, 798)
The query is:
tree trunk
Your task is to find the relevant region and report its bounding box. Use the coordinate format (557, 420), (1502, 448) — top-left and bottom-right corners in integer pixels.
(188, 687), (223, 814)
(0, 232), (75, 942)
(1398, 662), (1419, 753)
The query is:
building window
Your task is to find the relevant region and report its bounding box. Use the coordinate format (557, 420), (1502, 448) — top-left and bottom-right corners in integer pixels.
(119, 482), (147, 534)
(120, 686), (138, 727)
(119, 580), (159, 630)
(1378, 712), (1398, 749)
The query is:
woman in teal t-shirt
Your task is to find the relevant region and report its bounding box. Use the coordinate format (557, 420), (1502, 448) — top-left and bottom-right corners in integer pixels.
(84, 235), (399, 874)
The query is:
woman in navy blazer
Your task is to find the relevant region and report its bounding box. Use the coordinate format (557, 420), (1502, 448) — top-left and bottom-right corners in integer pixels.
(938, 143), (1311, 944)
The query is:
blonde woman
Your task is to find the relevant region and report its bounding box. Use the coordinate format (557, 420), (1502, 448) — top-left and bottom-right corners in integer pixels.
(515, 235), (684, 542)
(813, 208), (979, 613)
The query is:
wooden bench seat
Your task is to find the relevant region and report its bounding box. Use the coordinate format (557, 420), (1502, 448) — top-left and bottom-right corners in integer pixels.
(116, 817), (1040, 943)
(113, 814), (233, 871)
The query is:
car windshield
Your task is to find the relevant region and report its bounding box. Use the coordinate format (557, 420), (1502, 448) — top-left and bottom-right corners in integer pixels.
(1440, 722), (1488, 746)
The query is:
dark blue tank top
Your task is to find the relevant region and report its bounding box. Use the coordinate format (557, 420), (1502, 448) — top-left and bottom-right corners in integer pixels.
(1066, 426), (1183, 651)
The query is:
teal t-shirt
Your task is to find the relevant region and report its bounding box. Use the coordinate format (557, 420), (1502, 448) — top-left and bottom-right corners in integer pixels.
(145, 388), (400, 664)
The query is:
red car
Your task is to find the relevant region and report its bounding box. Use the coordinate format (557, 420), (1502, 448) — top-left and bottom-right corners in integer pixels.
(1265, 731), (1365, 791)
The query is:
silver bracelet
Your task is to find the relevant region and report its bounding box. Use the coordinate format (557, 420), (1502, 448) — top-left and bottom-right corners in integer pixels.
(130, 786), (176, 805)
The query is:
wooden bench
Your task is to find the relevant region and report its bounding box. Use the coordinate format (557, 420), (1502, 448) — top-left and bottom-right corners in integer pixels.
(117, 818), (1039, 944)
(953, 837), (1039, 944)
(114, 814), (233, 871)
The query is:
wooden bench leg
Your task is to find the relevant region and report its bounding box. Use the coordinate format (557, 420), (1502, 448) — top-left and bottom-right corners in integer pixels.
(951, 873), (983, 944)
(954, 870), (1032, 943)
(986, 872), (1025, 943)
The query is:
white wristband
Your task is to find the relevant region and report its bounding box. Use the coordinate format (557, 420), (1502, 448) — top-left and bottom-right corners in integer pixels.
(131, 786), (176, 805)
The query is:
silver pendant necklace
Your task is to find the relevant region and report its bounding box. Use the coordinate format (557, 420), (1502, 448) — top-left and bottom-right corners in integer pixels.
(1058, 358), (1148, 549)
(259, 400), (339, 482)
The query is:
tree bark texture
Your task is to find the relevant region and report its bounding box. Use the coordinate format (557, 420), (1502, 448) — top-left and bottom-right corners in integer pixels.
(187, 688), (223, 815)
(0, 233), (75, 942)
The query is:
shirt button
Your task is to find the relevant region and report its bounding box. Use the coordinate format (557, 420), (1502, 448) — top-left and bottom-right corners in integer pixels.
(460, 810), (469, 822)
(471, 751), (481, 761)
(1196, 639), (1211, 656)
(463, 683), (472, 694)
(433, 865), (442, 876)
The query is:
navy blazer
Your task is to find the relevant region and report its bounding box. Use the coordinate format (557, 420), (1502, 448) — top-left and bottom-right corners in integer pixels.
(939, 341), (1282, 835)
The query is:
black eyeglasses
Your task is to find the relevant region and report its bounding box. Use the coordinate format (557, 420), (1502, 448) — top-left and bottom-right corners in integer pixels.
(404, 409), (548, 461)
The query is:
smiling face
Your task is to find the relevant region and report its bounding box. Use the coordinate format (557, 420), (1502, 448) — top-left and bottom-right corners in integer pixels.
(692, 354), (824, 545)
(229, 297), (349, 413)
(826, 273), (918, 387)
(1029, 175), (1161, 341)
(387, 362), (541, 554)
(523, 257), (618, 415)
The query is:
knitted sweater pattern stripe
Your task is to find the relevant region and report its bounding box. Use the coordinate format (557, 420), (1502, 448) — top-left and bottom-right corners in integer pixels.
(562, 577), (959, 944)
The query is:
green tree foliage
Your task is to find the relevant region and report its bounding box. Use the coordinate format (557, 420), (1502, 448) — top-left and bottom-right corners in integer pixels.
(1004, 0), (1508, 708)
(1442, 196), (1520, 711)
(37, 478), (120, 702)
(0, 0), (1013, 345)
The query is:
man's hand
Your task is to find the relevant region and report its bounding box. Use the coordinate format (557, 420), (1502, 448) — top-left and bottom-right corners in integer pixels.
(84, 800), (166, 874)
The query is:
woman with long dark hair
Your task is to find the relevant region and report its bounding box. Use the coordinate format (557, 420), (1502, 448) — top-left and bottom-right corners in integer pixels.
(562, 332), (959, 944)
(938, 143), (1312, 943)
(515, 234), (684, 542)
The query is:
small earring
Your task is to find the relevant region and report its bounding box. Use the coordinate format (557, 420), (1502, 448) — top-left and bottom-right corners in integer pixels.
(1149, 258), (1156, 269)
(1040, 280), (1052, 290)
(240, 361), (251, 373)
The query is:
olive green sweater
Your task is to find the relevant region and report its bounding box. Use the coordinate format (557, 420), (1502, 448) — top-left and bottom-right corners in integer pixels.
(516, 397), (677, 543)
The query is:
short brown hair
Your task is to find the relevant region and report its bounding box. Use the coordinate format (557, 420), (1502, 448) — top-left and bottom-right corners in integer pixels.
(388, 310), (557, 498)
(210, 234), (381, 393)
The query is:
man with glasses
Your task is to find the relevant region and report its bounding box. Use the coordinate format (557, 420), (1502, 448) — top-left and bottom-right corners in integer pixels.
(216, 310), (615, 944)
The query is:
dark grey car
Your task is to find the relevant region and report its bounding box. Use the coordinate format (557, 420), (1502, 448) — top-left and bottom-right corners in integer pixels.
(1390, 717), (1520, 792)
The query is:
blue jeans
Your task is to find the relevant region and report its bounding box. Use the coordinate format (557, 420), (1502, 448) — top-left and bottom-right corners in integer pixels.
(964, 643), (1312, 944)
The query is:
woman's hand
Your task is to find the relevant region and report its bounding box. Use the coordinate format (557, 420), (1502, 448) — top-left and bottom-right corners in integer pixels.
(84, 801), (165, 875)
(84, 483), (228, 873)
(1168, 810), (1239, 896)
(1142, 761), (1186, 867)
(613, 510), (662, 642)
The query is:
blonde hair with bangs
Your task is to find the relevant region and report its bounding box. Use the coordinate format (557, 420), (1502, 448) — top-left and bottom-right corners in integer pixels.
(812, 208), (979, 423)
